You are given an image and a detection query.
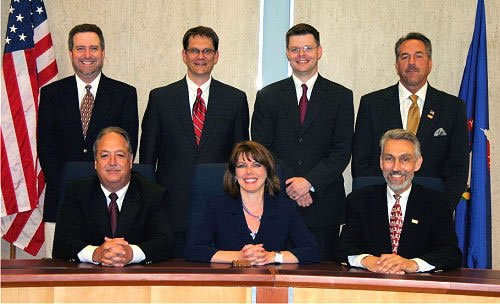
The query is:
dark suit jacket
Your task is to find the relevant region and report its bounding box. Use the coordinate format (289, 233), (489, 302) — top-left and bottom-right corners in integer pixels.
(185, 194), (320, 264)
(352, 83), (468, 207)
(38, 74), (138, 222)
(139, 77), (249, 232)
(52, 172), (173, 263)
(335, 183), (462, 271)
(251, 75), (354, 227)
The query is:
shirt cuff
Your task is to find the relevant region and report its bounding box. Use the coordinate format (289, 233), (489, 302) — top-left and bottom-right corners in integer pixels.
(130, 245), (146, 264)
(412, 258), (435, 272)
(78, 245), (99, 264)
(348, 254), (371, 268)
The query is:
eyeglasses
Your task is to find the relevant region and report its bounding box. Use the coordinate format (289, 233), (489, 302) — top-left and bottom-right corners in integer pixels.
(185, 48), (216, 55)
(288, 46), (317, 54)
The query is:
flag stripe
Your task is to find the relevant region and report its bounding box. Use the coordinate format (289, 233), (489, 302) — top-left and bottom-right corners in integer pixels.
(1, 133), (18, 215)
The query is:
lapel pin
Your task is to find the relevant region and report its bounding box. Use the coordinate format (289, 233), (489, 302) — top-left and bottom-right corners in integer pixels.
(411, 219), (419, 224)
(427, 110), (435, 119)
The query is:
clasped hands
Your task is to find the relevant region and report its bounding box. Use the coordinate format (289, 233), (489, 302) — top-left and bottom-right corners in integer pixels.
(286, 177), (313, 207)
(92, 237), (133, 267)
(240, 244), (275, 265)
(361, 254), (419, 274)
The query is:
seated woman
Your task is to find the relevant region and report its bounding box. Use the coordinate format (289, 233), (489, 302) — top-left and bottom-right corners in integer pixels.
(186, 141), (320, 265)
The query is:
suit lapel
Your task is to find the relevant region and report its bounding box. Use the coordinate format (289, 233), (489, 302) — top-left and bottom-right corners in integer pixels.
(280, 77), (302, 135)
(115, 178), (141, 237)
(89, 180), (112, 237)
(417, 85), (442, 140)
(254, 196), (277, 243)
(198, 79), (222, 149)
(301, 75), (325, 132)
(228, 198), (254, 243)
(381, 84), (403, 130)
(399, 185), (424, 255)
(63, 76), (85, 139)
(86, 74), (113, 139)
(173, 78), (198, 149)
(370, 185), (392, 251)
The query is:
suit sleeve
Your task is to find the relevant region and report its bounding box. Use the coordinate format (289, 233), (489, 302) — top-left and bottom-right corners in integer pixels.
(418, 194), (462, 270)
(139, 90), (160, 166)
(287, 207), (321, 263)
(37, 86), (60, 189)
(351, 95), (376, 178)
(121, 86), (139, 156)
(52, 182), (92, 260)
(252, 89), (279, 157)
(304, 90), (354, 193)
(232, 91), (250, 143)
(135, 189), (174, 263)
(443, 99), (469, 207)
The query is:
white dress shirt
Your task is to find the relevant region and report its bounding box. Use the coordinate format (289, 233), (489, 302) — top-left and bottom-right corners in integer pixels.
(398, 81), (427, 130)
(186, 75), (211, 114)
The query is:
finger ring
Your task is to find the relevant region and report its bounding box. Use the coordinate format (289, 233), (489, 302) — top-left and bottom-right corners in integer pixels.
(291, 195), (295, 198)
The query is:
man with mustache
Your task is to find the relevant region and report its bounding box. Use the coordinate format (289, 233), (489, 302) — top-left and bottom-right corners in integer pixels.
(53, 127), (173, 266)
(140, 26), (249, 257)
(38, 24), (139, 258)
(351, 32), (468, 209)
(336, 129), (461, 273)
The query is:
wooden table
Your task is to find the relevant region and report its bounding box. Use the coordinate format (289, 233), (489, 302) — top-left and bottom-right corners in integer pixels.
(2, 259), (499, 303)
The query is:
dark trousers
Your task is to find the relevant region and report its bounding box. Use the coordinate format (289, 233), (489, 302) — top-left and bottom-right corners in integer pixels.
(308, 224), (340, 261)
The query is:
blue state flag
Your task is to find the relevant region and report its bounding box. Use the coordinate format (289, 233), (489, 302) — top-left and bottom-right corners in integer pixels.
(454, 0), (491, 269)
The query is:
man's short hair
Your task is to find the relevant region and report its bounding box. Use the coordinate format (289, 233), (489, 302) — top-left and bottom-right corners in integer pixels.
(286, 23), (320, 48)
(395, 32), (432, 59)
(68, 23), (105, 51)
(379, 128), (422, 158)
(182, 26), (219, 51)
(93, 126), (133, 157)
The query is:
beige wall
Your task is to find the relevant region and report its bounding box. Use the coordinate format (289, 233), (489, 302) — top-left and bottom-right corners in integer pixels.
(1, 0), (498, 269)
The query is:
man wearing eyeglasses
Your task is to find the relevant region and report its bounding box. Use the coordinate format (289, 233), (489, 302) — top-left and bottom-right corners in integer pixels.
(140, 26), (249, 258)
(252, 23), (354, 261)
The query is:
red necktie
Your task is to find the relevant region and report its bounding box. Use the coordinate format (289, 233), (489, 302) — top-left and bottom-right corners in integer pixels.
(80, 84), (94, 138)
(192, 88), (207, 145)
(109, 192), (119, 237)
(389, 194), (403, 254)
(299, 84), (308, 125)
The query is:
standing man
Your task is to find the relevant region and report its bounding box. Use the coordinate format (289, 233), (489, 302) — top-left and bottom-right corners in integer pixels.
(352, 32), (468, 208)
(252, 23), (354, 261)
(38, 24), (139, 257)
(336, 129), (461, 273)
(140, 26), (249, 257)
(53, 127), (173, 266)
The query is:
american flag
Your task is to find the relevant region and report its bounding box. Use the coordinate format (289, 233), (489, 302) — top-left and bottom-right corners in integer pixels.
(1, 0), (58, 256)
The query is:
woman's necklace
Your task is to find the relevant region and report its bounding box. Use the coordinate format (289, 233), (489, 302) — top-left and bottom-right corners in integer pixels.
(242, 202), (262, 221)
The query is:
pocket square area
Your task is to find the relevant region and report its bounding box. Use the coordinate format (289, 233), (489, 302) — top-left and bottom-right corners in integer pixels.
(433, 128), (447, 137)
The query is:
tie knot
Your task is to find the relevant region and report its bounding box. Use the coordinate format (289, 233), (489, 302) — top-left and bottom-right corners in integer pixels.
(85, 84), (92, 93)
(301, 84), (308, 94)
(393, 194), (401, 202)
(197, 88), (202, 97)
(409, 94), (418, 104)
(109, 192), (118, 202)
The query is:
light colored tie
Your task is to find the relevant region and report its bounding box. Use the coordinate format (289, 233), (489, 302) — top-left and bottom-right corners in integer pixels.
(192, 88), (207, 145)
(389, 194), (403, 254)
(80, 85), (94, 138)
(406, 94), (420, 135)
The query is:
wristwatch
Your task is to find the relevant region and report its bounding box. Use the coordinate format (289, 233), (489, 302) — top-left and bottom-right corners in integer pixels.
(274, 251), (283, 264)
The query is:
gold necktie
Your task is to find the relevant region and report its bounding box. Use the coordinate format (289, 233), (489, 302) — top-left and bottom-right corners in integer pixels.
(406, 94), (420, 135)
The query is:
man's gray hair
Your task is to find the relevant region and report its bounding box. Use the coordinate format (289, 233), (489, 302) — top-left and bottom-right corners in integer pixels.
(93, 126), (133, 157)
(380, 128), (422, 158)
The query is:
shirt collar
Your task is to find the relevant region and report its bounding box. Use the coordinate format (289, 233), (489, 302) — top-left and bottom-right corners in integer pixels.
(398, 81), (428, 104)
(292, 72), (318, 91)
(186, 75), (212, 93)
(75, 72), (102, 96)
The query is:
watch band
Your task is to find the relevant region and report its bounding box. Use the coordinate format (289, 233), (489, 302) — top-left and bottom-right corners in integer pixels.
(274, 251), (283, 264)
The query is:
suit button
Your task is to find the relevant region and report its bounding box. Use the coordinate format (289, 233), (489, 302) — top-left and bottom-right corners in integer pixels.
(83, 148), (88, 153)
(298, 138), (303, 143)
(297, 160), (303, 165)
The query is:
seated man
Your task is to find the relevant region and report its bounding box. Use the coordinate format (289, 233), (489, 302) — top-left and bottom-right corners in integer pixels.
(53, 127), (173, 266)
(336, 129), (461, 273)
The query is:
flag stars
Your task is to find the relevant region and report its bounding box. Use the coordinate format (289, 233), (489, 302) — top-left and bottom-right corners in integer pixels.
(5, 37), (11, 44)
(10, 25), (17, 33)
(19, 33), (27, 41)
(36, 7), (44, 14)
(9, 6), (14, 14)
(16, 14), (24, 22)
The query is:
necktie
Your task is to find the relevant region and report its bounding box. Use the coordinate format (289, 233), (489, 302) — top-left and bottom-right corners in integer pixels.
(389, 194), (403, 254)
(299, 84), (308, 125)
(80, 85), (95, 138)
(406, 94), (420, 135)
(192, 88), (207, 145)
(109, 192), (119, 237)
